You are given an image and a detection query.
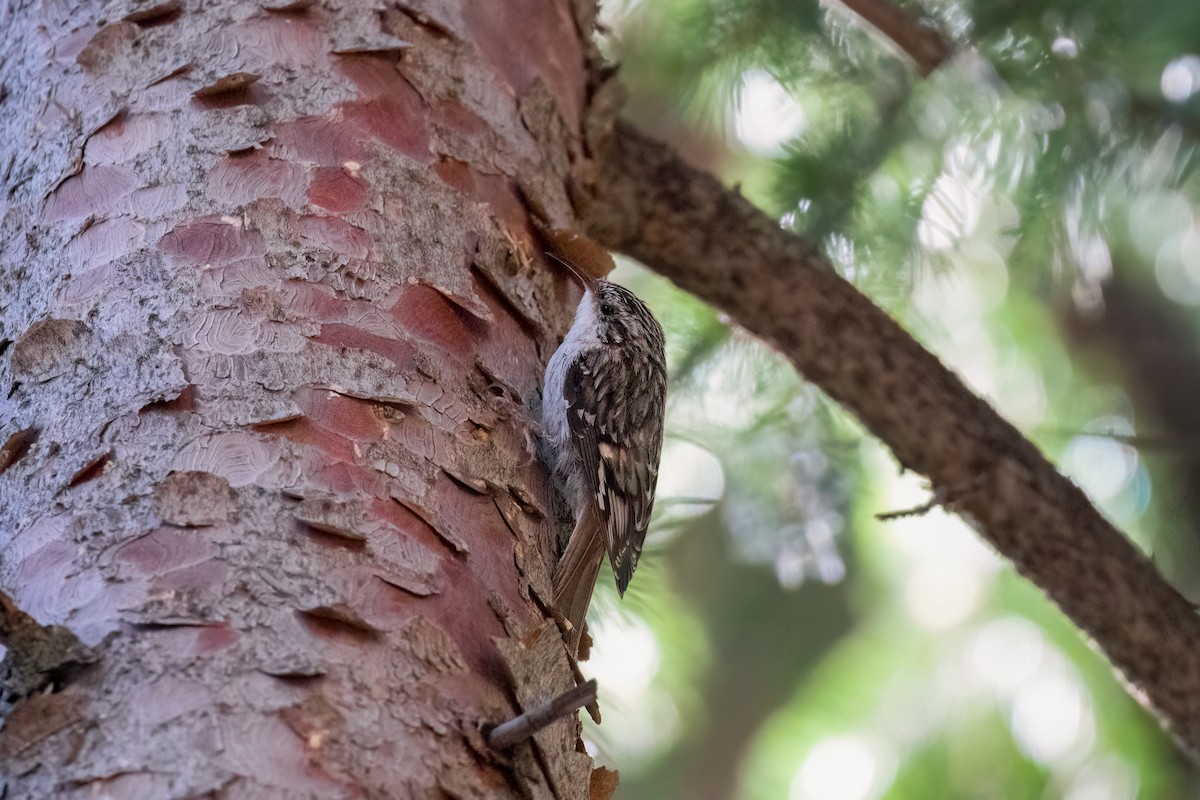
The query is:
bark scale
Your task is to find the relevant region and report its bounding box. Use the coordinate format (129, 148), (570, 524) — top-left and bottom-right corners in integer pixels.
(0, 0), (602, 796)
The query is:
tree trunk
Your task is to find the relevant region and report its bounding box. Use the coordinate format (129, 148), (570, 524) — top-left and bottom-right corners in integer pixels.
(0, 0), (600, 796)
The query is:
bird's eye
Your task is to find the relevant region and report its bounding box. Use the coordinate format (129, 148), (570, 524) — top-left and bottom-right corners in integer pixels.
(600, 303), (614, 315)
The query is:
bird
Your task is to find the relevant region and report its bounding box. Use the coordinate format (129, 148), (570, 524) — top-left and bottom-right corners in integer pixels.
(541, 253), (667, 650)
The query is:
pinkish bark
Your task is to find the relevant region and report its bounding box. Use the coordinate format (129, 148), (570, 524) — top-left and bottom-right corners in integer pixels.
(0, 0), (600, 796)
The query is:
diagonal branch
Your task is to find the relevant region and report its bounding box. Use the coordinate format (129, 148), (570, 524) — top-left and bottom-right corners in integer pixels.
(835, 0), (952, 75)
(575, 120), (1200, 762)
(837, 0), (1200, 140)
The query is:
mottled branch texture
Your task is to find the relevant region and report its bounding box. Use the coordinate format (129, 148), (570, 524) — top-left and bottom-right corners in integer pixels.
(0, 0), (602, 796)
(575, 121), (1200, 761)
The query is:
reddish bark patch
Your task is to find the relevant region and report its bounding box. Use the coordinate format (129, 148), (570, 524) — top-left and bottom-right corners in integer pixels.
(337, 56), (431, 162)
(307, 166), (368, 213)
(251, 416), (359, 465)
(340, 571), (421, 628)
(278, 281), (353, 322)
(159, 220), (262, 268)
(209, 150), (307, 208)
(423, 481), (524, 596)
(389, 283), (478, 359)
(460, 0), (583, 130)
(85, 112), (170, 165)
(432, 97), (489, 140)
(45, 164), (139, 221)
(311, 461), (392, 500)
(293, 389), (389, 443)
(194, 623), (239, 654)
(315, 323), (420, 371)
(342, 97), (432, 163)
(228, 14), (326, 69)
(298, 215), (371, 258)
(380, 498), (456, 557)
(382, 409), (451, 465)
(271, 116), (366, 166)
(112, 528), (220, 575)
(432, 158), (526, 231)
(425, 559), (512, 679)
(404, 482), (546, 664)
(139, 384), (199, 415)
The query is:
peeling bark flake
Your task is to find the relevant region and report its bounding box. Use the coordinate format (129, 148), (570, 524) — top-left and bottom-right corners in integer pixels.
(293, 497), (371, 543)
(297, 605), (382, 644)
(10, 319), (91, 383)
(392, 496), (470, 555)
(0, 427), (38, 476)
(193, 72), (260, 99)
(263, 0), (317, 12)
(67, 451), (113, 487)
(124, 1), (184, 26)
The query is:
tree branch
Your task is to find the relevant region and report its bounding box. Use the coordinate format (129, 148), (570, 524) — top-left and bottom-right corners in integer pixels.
(576, 120), (1200, 762)
(835, 0), (952, 75)
(837, 0), (1200, 141)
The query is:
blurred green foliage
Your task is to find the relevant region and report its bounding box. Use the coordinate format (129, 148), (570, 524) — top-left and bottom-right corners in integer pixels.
(579, 0), (1200, 797)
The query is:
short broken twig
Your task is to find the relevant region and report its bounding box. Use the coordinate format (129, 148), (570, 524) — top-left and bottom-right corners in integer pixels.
(875, 489), (946, 521)
(487, 679), (599, 750)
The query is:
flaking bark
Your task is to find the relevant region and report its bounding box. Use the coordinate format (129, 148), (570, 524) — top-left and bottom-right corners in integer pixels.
(0, 0), (600, 796)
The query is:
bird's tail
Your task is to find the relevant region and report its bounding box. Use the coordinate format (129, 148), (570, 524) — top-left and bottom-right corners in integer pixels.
(552, 504), (605, 653)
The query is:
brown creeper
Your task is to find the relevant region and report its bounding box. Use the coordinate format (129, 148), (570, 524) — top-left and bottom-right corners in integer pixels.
(542, 255), (667, 647)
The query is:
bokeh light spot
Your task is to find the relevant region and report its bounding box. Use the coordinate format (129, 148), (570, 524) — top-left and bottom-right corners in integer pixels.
(735, 70), (807, 156)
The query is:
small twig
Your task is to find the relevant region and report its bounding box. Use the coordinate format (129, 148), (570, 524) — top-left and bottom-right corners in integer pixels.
(875, 489), (945, 521)
(565, 636), (601, 723)
(487, 679), (599, 750)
